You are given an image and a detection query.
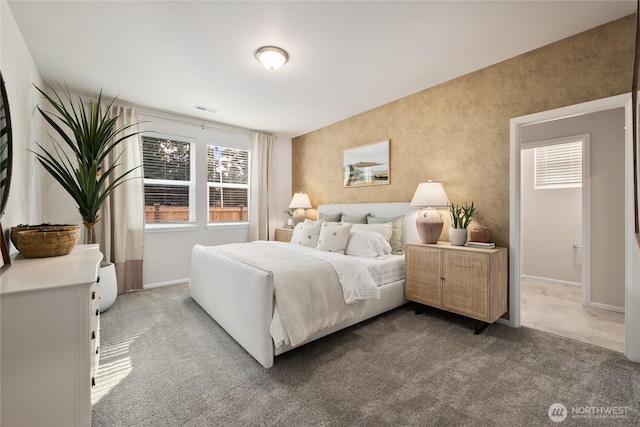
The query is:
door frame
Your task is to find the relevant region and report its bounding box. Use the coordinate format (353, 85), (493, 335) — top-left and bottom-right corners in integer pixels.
(509, 93), (630, 330)
(520, 134), (591, 306)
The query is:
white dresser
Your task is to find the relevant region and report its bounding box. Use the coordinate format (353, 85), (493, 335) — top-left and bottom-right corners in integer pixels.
(1, 244), (102, 427)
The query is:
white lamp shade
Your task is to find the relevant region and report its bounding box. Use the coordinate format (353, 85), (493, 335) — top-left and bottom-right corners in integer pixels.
(409, 181), (450, 208)
(289, 192), (312, 209)
(256, 46), (288, 71)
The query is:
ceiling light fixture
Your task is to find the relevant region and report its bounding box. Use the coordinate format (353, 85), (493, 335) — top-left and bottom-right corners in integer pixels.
(255, 46), (289, 71)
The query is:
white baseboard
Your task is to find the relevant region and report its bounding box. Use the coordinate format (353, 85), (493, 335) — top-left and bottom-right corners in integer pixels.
(584, 300), (625, 314)
(521, 274), (581, 287)
(522, 275), (625, 314)
(143, 278), (189, 290)
(495, 318), (510, 327)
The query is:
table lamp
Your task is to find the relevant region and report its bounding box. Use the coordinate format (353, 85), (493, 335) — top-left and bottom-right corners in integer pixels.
(409, 181), (450, 244)
(289, 192), (312, 226)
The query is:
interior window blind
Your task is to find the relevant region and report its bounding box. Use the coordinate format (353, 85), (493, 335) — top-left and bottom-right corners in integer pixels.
(142, 136), (193, 223)
(534, 141), (582, 189)
(207, 145), (249, 222)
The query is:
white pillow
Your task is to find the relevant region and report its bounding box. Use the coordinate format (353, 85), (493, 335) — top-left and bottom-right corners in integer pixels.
(368, 215), (404, 255)
(351, 222), (393, 242)
(345, 231), (392, 258)
(316, 222), (353, 254)
(290, 219), (323, 248)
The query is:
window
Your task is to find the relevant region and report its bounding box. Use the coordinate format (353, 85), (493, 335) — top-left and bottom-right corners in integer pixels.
(534, 141), (582, 189)
(142, 135), (195, 225)
(207, 145), (250, 223)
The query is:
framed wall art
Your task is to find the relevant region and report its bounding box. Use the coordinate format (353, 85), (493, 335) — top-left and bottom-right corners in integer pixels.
(343, 139), (389, 188)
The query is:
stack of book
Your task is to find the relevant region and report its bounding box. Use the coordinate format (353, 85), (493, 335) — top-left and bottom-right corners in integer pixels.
(466, 241), (496, 248)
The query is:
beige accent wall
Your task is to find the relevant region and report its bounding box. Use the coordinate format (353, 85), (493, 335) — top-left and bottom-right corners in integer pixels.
(292, 15), (634, 247)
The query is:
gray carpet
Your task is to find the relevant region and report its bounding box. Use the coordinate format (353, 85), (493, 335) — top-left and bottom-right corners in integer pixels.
(92, 283), (639, 426)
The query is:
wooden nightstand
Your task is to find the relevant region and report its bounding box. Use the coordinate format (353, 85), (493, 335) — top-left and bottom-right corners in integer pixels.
(405, 241), (508, 334)
(274, 227), (293, 242)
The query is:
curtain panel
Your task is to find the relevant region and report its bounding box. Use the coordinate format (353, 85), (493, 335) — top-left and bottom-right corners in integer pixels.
(249, 132), (276, 241)
(97, 104), (145, 293)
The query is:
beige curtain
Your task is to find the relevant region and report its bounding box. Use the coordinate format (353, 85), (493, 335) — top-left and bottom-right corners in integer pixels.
(97, 104), (144, 293)
(249, 132), (275, 241)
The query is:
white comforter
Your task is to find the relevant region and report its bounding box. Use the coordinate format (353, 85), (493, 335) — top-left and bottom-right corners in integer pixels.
(211, 241), (380, 348)
(264, 241), (380, 303)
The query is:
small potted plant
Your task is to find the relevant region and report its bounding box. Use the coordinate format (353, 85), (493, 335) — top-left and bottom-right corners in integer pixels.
(283, 209), (294, 228)
(448, 202), (476, 246)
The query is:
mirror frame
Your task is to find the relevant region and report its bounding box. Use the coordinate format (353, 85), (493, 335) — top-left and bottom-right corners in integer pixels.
(1, 71), (13, 271)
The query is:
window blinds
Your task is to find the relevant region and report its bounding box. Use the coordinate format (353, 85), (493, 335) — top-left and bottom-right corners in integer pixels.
(534, 141), (582, 189)
(207, 145), (250, 222)
(142, 136), (193, 223)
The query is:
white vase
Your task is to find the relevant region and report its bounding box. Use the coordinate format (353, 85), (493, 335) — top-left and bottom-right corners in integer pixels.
(99, 262), (117, 312)
(449, 228), (468, 246)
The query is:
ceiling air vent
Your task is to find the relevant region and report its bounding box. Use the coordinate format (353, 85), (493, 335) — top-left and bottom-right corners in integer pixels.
(194, 105), (219, 114)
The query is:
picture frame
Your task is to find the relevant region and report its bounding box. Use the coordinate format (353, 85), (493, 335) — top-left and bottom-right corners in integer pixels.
(343, 139), (389, 188)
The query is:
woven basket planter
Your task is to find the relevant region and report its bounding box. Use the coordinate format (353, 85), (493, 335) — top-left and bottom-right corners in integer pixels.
(10, 225), (81, 258)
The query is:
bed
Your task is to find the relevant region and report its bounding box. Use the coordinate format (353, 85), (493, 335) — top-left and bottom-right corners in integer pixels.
(189, 202), (419, 368)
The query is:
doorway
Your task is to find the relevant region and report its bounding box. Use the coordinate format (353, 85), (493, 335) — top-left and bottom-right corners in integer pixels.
(510, 94), (634, 357)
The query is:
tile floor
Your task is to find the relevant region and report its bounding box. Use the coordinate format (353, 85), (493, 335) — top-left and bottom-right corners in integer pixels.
(520, 278), (624, 353)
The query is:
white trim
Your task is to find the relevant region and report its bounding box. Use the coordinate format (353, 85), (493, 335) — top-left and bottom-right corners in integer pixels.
(586, 300), (625, 314)
(509, 93), (628, 328)
(143, 278), (189, 289)
(521, 274), (581, 287)
(144, 223), (198, 233)
(510, 92), (640, 362)
(205, 222), (249, 230)
(624, 97), (640, 361)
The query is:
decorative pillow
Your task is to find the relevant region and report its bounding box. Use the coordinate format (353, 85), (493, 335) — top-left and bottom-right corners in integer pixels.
(367, 215), (404, 255)
(318, 212), (342, 222)
(345, 231), (392, 258)
(351, 222), (393, 242)
(290, 219), (323, 248)
(316, 222), (353, 254)
(341, 213), (368, 224)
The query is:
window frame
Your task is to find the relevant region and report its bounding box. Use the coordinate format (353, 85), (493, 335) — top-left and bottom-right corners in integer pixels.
(142, 134), (197, 230)
(206, 143), (251, 227)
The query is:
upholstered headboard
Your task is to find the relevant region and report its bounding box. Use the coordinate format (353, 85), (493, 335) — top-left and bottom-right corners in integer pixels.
(317, 202), (419, 250)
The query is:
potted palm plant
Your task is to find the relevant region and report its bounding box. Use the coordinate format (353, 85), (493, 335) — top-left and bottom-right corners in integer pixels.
(448, 202), (476, 246)
(31, 84), (141, 246)
(31, 84), (141, 311)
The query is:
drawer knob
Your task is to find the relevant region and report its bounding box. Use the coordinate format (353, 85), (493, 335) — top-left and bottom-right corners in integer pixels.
(91, 377), (96, 387)
(95, 308), (100, 316)
(91, 331), (96, 340)
(91, 291), (97, 300)
(97, 276), (101, 283)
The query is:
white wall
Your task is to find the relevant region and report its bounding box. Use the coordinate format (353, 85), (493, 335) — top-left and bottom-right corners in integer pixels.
(521, 108), (625, 309)
(1, 0), (45, 245)
(138, 114), (292, 286)
(521, 148), (582, 284)
(39, 110), (292, 286)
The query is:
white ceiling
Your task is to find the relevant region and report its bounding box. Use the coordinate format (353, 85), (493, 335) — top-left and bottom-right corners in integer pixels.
(7, 1), (636, 138)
